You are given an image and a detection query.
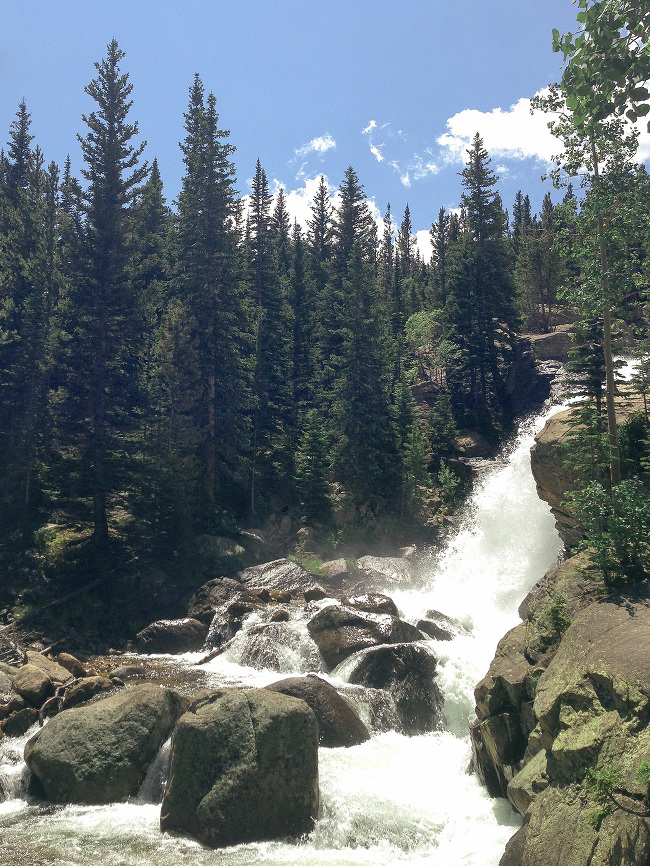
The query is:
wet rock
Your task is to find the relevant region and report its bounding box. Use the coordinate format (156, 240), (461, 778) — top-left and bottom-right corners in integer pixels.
(56, 653), (87, 678)
(25, 684), (188, 804)
(304, 586), (329, 603)
(423, 609), (469, 638)
(342, 593), (399, 617)
(61, 676), (114, 709)
(417, 619), (454, 640)
(452, 429), (491, 457)
(237, 558), (316, 594)
(108, 663), (154, 681)
(187, 576), (244, 624)
(270, 589), (292, 604)
(0, 694), (27, 719)
(472, 622), (536, 798)
(160, 688), (319, 847)
(205, 591), (269, 650)
(355, 556), (413, 587)
(136, 618), (208, 654)
(12, 664), (53, 707)
(236, 621), (324, 673)
(306, 603), (422, 670)
(265, 674), (370, 747)
(270, 609), (290, 622)
(499, 824), (528, 866)
(348, 643), (444, 735)
(1, 707), (38, 737)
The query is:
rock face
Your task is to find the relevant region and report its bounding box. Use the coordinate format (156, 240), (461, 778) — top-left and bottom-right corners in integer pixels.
(136, 618), (209, 653)
(527, 327), (572, 363)
(265, 674), (370, 747)
(474, 554), (650, 866)
(160, 688), (319, 847)
(348, 643), (444, 735)
(306, 603), (422, 670)
(25, 684), (188, 803)
(530, 390), (646, 549)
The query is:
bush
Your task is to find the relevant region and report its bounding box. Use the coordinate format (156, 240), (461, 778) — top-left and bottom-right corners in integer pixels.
(568, 478), (650, 586)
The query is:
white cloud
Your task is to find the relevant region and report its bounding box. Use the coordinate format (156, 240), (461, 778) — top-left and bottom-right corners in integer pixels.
(294, 134), (336, 159)
(415, 229), (432, 262)
(362, 120), (377, 135)
(438, 94), (562, 165)
(370, 144), (384, 162)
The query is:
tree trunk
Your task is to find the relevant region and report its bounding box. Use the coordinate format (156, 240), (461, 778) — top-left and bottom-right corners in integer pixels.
(591, 138), (621, 488)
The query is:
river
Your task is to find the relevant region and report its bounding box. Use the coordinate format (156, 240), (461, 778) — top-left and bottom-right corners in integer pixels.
(0, 401), (565, 866)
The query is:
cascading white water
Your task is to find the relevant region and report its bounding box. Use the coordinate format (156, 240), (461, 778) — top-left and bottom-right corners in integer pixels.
(0, 402), (565, 866)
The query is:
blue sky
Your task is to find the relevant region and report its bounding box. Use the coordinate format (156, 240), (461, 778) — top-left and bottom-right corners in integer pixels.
(2, 1), (648, 256)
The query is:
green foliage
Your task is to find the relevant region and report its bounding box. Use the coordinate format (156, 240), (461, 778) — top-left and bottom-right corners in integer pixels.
(289, 553), (323, 575)
(428, 392), (458, 457)
(437, 460), (461, 506)
(584, 766), (622, 827)
(295, 410), (332, 525)
(568, 478), (650, 586)
(546, 594), (572, 634)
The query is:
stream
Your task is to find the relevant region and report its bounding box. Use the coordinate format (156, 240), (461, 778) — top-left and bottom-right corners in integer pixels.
(0, 401), (565, 866)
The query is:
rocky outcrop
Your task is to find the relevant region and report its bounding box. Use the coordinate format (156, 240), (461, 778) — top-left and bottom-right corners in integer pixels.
(160, 688), (319, 847)
(265, 674), (369, 747)
(136, 618), (208, 653)
(527, 327), (573, 363)
(348, 643), (444, 735)
(306, 602), (422, 670)
(474, 551), (650, 866)
(25, 684), (188, 803)
(473, 554), (603, 799)
(530, 390), (646, 549)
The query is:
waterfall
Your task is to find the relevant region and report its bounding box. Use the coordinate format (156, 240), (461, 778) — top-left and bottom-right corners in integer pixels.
(0, 402), (564, 866)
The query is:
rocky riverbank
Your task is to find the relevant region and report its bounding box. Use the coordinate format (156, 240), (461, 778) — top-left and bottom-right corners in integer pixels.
(0, 553), (457, 849)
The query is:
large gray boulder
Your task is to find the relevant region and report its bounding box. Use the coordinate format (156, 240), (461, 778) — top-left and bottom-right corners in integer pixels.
(265, 675), (369, 747)
(11, 664), (53, 707)
(307, 603), (422, 670)
(355, 556), (413, 587)
(135, 618), (208, 654)
(160, 688), (319, 847)
(25, 684), (188, 803)
(187, 576), (244, 624)
(348, 643), (444, 735)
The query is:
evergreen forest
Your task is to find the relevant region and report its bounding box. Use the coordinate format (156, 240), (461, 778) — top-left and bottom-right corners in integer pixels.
(2, 33), (650, 636)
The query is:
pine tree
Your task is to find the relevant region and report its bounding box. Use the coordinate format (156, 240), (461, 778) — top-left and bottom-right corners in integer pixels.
(445, 133), (516, 423)
(248, 159), (293, 514)
(0, 104), (55, 537)
(430, 206), (450, 305)
(175, 74), (250, 527)
(66, 40), (149, 552)
(295, 409), (332, 525)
